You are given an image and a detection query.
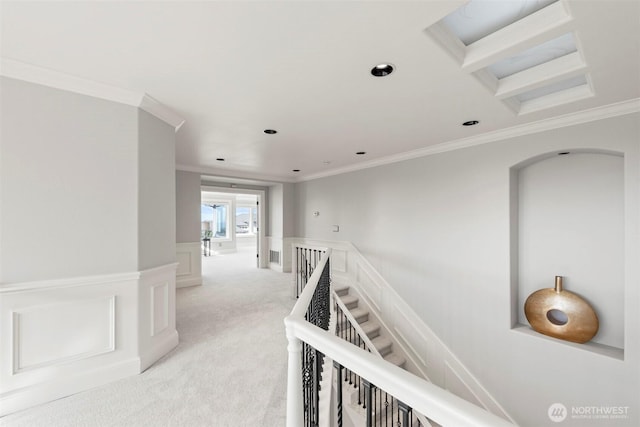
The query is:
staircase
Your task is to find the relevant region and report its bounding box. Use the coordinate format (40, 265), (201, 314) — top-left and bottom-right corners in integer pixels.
(333, 284), (434, 426)
(334, 284), (406, 369)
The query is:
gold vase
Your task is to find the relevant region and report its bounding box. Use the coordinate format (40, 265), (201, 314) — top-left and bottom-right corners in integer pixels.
(524, 276), (599, 344)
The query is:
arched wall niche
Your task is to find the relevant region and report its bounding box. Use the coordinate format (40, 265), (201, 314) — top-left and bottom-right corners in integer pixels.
(509, 148), (625, 358)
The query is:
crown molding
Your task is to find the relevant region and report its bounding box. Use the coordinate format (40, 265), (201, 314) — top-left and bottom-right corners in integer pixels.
(0, 58), (184, 130)
(299, 98), (640, 182)
(175, 164), (295, 184)
(139, 94), (185, 130)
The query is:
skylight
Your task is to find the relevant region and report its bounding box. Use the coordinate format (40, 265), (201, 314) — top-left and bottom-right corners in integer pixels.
(516, 74), (587, 102)
(441, 0), (557, 45)
(488, 32), (577, 79)
(427, 0), (593, 114)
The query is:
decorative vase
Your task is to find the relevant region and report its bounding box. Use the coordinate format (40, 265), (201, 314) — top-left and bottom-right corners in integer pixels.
(524, 276), (599, 343)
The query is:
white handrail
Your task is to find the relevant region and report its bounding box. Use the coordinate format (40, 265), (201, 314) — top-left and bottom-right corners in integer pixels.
(286, 317), (513, 427)
(285, 249), (514, 427)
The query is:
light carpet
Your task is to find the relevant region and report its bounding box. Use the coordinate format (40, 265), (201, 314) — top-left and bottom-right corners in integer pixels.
(1, 246), (294, 426)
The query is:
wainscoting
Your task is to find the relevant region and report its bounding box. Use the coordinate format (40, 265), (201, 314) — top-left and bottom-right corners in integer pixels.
(267, 237), (294, 273)
(176, 242), (202, 288)
(0, 263), (178, 416)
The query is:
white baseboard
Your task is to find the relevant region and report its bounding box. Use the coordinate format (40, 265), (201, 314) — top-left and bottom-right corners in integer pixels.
(138, 330), (179, 372)
(176, 277), (202, 288)
(0, 357), (140, 416)
(269, 262), (284, 273)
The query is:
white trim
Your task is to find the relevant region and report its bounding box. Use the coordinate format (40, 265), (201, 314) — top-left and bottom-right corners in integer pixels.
(0, 58), (184, 130)
(285, 249), (513, 427)
(11, 296), (116, 374)
(0, 263), (179, 416)
(179, 163), (294, 184)
(462, 2), (574, 73)
(176, 242), (202, 288)
(517, 83), (594, 115)
(0, 271), (139, 293)
(0, 358), (141, 416)
(299, 98), (640, 182)
(200, 185), (268, 268)
(138, 94), (185, 130)
(495, 52), (588, 99)
(138, 330), (179, 373)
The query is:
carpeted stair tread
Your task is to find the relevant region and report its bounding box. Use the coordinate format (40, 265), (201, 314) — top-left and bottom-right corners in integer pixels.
(371, 336), (393, 356)
(383, 353), (406, 368)
(359, 321), (381, 339)
(340, 294), (359, 309)
(334, 285), (350, 296)
(350, 307), (369, 323)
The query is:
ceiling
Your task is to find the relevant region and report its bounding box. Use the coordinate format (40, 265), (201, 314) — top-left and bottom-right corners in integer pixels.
(2, 1), (639, 183)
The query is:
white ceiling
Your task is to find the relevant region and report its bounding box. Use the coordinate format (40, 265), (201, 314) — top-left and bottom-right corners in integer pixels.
(2, 1), (639, 183)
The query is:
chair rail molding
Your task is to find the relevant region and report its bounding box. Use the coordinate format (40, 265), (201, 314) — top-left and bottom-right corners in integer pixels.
(0, 263), (179, 416)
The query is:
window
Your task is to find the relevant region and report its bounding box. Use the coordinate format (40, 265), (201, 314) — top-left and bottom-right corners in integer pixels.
(201, 203), (229, 240)
(236, 205), (258, 235)
(236, 207), (251, 234)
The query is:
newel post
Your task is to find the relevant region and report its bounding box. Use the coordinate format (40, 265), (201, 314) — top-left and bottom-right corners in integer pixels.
(285, 319), (304, 427)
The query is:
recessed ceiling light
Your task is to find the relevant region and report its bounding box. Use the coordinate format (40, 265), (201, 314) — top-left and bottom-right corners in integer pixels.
(356, 151), (366, 155)
(323, 161), (331, 165)
(264, 129), (277, 134)
(216, 158), (225, 161)
(462, 120), (479, 126)
(292, 169), (300, 172)
(371, 63), (394, 77)
(558, 151), (571, 155)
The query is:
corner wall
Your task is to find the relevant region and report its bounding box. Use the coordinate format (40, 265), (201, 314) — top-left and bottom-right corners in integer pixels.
(0, 77), (180, 415)
(175, 171), (202, 287)
(294, 113), (640, 426)
(268, 183), (296, 272)
(0, 77), (138, 282)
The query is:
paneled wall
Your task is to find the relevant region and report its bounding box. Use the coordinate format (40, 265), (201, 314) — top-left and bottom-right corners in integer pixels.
(0, 76), (180, 415)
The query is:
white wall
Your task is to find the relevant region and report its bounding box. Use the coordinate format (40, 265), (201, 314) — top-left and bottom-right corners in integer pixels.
(282, 183), (296, 238)
(138, 109), (176, 270)
(269, 184), (284, 238)
(0, 77), (179, 414)
(268, 183), (296, 271)
(175, 171), (202, 287)
(294, 113), (639, 426)
(176, 171), (202, 243)
(0, 77), (138, 282)
(515, 152), (624, 349)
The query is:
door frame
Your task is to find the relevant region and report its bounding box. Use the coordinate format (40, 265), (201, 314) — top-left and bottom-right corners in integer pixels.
(200, 185), (267, 268)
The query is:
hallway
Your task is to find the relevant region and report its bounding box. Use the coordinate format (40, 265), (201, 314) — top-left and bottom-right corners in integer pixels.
(1, 250), (294, 427)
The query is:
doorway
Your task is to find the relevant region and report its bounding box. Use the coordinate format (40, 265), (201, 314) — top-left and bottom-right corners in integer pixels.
(200, 186), (266, 269)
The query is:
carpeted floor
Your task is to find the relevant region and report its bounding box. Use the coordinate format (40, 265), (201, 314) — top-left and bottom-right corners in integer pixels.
(1, 246), (294, 426)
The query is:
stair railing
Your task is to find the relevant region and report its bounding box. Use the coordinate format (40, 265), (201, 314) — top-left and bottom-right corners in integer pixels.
(333, 290), (381, 411)
(285, 248), (514, 427)
(335, 291), (432, 427)
(293, 244), (326, 298)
